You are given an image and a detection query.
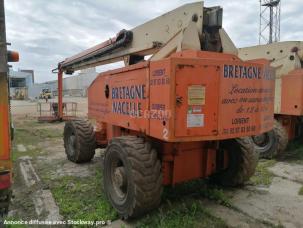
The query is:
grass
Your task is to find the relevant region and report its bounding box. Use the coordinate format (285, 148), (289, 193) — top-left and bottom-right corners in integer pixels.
(11, 120), (62, 162)
(44, 167), (230, 227)
(50, 169), (117, 223)
(163, 180), (232, 208)
(12, 128), (42, 162)
(137, 200), (227, 228)
(13, 119), (230, 227)
(12, 118), (280, 227)
(250, 159), (276, 186)
(136, 180), (229, 227)
(48, 170), (230, 228)
(250, 140), (303, 186)
(299, 186), (303, 196)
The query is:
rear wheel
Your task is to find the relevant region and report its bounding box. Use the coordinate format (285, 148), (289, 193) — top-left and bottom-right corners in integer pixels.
(103, 136), (162, 219)
(251, 120), (288, 159)
(63, 119), (96, 163)
(211, 137), (258, 186)
(274, 120), (288, 156)
(251, 130), (277, 159)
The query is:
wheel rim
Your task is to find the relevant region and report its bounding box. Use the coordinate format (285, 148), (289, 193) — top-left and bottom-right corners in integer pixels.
(110, 157), (128, 201)
(68, 134), (76, 156)
(252, 133), (272, 151)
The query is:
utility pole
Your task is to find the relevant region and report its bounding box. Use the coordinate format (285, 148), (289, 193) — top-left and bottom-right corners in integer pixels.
(259, 0), (281, 44)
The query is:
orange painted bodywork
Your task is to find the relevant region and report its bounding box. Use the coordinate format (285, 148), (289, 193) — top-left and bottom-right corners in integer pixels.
(276, 69), (303, 140)
(88, 50), (275, 185)
(0, 104), (10, 161)
(275, 115), (297, 141)
(281, 69), (303, 116)
(0, 75), (12, 189)
(161, 141), (221, 185)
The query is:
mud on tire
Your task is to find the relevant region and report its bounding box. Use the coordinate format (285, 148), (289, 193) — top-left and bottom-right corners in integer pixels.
(211, 137), (258, 186)
(273, 120), (288, 156)
(64, 119), (96, 163)
(103, 136), (162, 219)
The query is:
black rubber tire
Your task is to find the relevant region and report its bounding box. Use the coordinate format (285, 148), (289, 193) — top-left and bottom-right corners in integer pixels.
(251, 130), (278, 159)
(63, 119), (96, 163)
(273, 120), (288, 156)
(211, 137), (258, 187)
(0, 189), (11, 217)
(103, 136), (162, 219)
(251, 120), (288, 159)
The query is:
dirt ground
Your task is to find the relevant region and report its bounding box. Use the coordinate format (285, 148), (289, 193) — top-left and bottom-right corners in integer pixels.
(11, 97), (88, 118)
(6, 97), (303, 228)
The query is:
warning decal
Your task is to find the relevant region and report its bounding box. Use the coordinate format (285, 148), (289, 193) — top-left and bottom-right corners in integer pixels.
(187, 114), (204, 128)
(188, 85), (205, 105)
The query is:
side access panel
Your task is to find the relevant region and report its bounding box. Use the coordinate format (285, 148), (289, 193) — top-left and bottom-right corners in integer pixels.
(149, 59), (219, 140)
(174, 62), (219, 137)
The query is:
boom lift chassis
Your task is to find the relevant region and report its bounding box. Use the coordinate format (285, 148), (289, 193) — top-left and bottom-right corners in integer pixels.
(56, 2), (275, 218)
(239, 42), (303, 158)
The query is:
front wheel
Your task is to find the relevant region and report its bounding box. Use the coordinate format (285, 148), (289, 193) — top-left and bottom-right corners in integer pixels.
(103, 136), (162, 219)
(63, 119), (96, 163)
(211, 137), (258, 186)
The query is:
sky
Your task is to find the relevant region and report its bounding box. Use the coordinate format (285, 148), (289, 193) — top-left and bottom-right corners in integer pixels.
(4, 0), (303, 83)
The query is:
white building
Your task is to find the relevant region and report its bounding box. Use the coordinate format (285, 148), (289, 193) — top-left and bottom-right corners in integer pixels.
(9, 69), (34, 99)
(27, 68), (98, 99)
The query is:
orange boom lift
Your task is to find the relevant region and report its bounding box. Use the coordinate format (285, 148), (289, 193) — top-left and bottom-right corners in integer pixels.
(239, 42), (303, 158)
(56, 2), (275, 218)
(0, 0), (19, 215)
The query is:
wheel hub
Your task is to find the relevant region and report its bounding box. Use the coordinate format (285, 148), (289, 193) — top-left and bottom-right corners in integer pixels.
(113, 167), (126, 190)
(252, 133), (269, 147)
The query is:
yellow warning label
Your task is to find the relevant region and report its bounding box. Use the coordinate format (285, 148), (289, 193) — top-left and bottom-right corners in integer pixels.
(188, 85), (205, 105)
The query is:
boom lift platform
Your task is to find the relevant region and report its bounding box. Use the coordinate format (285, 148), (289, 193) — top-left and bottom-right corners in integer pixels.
(0, 0), (19, 215)
(57, 2), (275, 218)
(239, 41), (303, 158)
